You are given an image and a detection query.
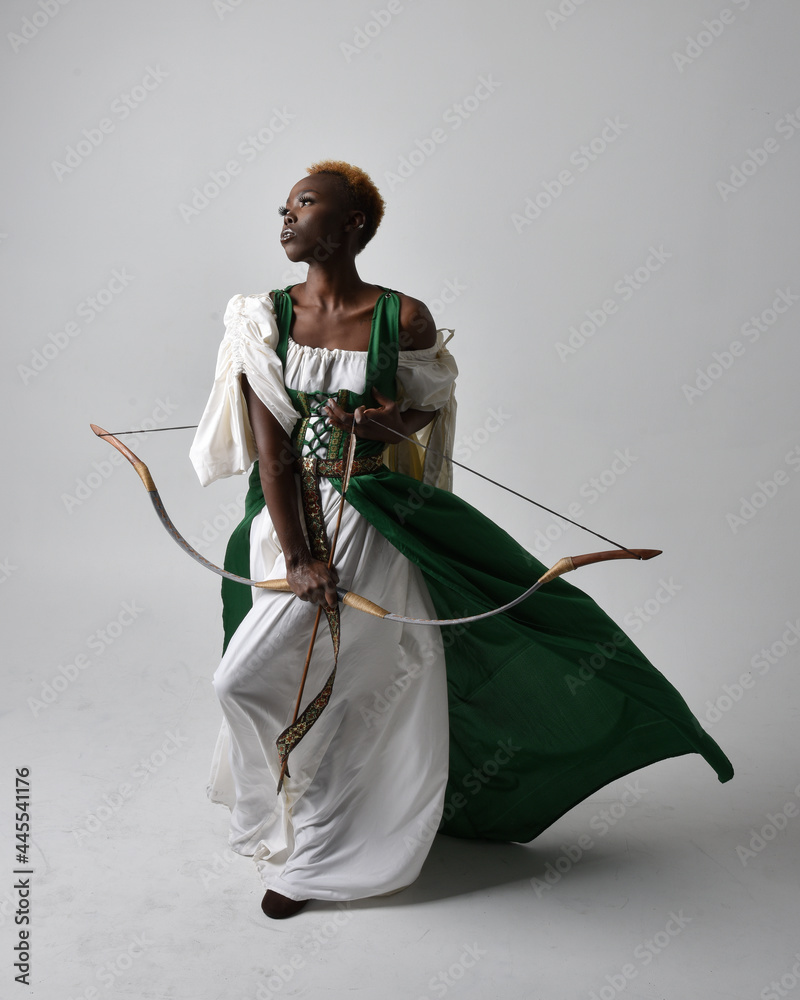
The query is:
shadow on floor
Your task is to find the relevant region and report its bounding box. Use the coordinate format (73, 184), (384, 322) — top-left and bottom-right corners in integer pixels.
(312, 833), (565, 913)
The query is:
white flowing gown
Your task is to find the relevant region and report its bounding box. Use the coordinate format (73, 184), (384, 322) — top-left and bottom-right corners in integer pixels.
(189, 292), (459, 901)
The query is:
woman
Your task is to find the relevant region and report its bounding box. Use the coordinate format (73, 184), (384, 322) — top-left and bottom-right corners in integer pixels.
(189, 160), (733, 920)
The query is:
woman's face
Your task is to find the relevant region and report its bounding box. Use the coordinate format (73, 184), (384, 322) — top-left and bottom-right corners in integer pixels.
(278, 173), (357, 263)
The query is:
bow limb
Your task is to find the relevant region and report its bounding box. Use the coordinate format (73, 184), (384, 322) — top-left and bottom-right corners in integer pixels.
(90, 423), (392, 608)
(92, 423), (307, 592)
(338, 548), (662, 626)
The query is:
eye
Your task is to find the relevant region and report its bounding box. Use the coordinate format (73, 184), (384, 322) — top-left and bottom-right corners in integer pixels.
(279, 197), (313, 216)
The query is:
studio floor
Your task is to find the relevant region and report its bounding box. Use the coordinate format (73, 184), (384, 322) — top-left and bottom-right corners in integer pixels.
(6, 572), (798, 1000)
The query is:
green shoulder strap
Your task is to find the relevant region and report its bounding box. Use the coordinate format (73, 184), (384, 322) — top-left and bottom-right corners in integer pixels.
(364, 287), (400, 403)
(271, 286), (293, 366)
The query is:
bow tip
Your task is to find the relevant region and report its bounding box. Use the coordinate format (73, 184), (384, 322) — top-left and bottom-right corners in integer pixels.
(90, 423), (108, 438)
(634, 549), (662, 560)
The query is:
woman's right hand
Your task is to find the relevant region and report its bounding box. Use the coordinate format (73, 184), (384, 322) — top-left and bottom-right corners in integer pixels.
(286, 554), (340, 610)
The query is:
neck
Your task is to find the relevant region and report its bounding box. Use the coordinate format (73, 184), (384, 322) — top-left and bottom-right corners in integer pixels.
(300, 255), (369, 310)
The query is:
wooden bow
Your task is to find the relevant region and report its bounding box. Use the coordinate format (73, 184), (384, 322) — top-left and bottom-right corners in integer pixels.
(90, 424), (661, 627)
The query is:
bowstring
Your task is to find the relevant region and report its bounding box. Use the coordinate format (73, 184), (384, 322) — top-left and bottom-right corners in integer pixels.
(362, 416), (639, 558)
(96, 425), (198, 436)
(99, 420), (639, 557)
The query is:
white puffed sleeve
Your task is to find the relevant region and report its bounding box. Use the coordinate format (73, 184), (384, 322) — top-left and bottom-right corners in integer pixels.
(189, 293), (298, 487)
(382, 329), (458, 492)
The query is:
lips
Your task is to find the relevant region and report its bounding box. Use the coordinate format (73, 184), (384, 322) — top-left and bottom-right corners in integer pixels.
(281, 229), (296, 242)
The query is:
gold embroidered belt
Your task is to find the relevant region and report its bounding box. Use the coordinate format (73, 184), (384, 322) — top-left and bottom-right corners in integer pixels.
(296, 454), (384, 478)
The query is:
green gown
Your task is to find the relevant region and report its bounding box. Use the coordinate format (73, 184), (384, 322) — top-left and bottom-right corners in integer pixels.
(220, 285), (734, 844)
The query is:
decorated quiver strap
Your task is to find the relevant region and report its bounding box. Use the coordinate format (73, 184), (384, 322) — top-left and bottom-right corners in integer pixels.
(271, 288), (400, 779)
(273, 389), (346, 779)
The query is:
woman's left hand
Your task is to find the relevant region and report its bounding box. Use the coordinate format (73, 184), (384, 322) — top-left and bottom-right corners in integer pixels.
(324, 388), (406, 443)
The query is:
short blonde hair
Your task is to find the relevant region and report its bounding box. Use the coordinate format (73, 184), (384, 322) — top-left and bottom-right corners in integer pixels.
(306, 159), (385, 252)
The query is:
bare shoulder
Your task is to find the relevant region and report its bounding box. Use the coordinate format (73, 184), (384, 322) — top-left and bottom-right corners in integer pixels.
(396, 291), (437, 350)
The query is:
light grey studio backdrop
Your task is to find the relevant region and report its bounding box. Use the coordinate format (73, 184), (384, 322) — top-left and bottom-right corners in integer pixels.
(2, 1), (799, 999)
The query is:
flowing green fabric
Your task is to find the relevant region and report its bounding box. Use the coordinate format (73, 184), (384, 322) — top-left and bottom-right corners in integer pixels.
(220, 285), (734, 843)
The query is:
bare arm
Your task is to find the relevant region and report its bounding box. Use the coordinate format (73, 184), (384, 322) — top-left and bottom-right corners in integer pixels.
(240, 373), (339, 609)
(324, 386), (436, 442)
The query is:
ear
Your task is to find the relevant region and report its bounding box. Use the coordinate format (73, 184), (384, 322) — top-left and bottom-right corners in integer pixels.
(345, 209), (366, 232)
